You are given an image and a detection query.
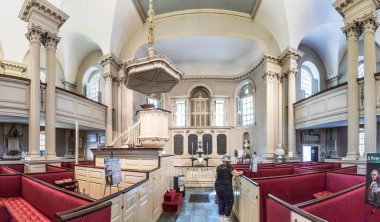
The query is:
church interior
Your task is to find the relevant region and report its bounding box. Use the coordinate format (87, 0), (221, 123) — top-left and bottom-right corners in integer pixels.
(0, 0), (379, 221)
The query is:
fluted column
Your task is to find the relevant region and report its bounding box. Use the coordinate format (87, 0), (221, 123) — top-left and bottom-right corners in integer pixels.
(44, 33), (60, 159)
(343, 24), (360, 159)
(26, 26), (43, 160)
(363, 16), (378, 154)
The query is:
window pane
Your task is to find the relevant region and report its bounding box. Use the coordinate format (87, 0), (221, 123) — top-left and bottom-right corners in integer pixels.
(358, 62), (364, 78)
(215, 101), (224, 126)
(40, 69), (46, 83)
(87, 71), (100, 101)
(301, 67), (312, 98)
(175, 101), (185, 126)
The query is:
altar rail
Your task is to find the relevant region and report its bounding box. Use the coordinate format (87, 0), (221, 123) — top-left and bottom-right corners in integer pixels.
(175, 166), (216, 187)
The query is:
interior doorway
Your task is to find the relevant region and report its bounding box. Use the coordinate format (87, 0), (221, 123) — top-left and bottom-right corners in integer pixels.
(302, 145), (319, 161)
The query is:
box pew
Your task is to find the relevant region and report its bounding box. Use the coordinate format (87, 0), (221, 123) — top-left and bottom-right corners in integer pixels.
(47, 164), (70, 172)
(296, 183), (380, 222)
(329, 165), (357, 174)
(27, 170), (75, 186)
(0, 166), (18, 174)
(252, 172), (365, 222)
(2, 164), (24, 173)
(266, 194), (328, 222)
(0, 174), (104, 221)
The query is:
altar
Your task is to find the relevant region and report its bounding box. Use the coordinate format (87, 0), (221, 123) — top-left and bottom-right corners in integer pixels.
(190, 157), (210, 166)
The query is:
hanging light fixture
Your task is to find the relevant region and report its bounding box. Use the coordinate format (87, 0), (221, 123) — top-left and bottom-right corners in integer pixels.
(124, 0), (183, 95)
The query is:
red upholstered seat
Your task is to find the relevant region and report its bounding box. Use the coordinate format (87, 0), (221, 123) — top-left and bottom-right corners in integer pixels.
(4, 197), (50, 222)
(162, 193), (182, 213)
(313, 191), (334, 199)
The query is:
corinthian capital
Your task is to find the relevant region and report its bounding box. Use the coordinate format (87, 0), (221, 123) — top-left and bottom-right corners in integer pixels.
(42, 32), (60, 50)
(363, 15), (379, 33)
(25, 24), (43, 43)
(342, 22), (362, 40)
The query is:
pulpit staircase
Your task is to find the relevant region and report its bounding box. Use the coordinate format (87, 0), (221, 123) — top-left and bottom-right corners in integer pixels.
(110, 121), (141, 147)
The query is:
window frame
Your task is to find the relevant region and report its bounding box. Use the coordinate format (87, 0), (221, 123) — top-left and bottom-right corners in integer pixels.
(86, 71), (100, 101)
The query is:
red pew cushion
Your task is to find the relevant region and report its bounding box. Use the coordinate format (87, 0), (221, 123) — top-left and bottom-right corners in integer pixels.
(313, 191), (333, 199)
(4, 197), (50, 222)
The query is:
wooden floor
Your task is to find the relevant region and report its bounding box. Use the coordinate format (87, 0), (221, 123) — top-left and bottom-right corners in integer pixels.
(157, 187), (239, 222)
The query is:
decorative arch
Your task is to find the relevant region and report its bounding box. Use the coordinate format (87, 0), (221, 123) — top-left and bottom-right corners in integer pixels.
(187, 83), (213, 97)
(234, 79), (255, 97)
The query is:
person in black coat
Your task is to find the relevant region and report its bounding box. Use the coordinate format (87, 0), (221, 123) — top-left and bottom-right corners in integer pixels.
(215, 154), (245, 222)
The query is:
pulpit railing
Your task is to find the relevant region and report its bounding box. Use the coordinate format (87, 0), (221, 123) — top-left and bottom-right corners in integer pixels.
(178, 167), (216, 187)
(110, 121), (141, 147)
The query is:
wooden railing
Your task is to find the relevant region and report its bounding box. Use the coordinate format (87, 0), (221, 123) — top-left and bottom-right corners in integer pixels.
(111, 121), (141, 147)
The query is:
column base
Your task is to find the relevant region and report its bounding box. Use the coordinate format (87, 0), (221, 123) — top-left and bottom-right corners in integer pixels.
(24, 154), (45, 161)
(45, 154), (60, 160)
(342, 153), (359, 161)
(286, 155), (301, 162)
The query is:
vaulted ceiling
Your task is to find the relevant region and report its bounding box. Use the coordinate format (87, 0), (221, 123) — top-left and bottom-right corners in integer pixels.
(0, 0), (375, 81)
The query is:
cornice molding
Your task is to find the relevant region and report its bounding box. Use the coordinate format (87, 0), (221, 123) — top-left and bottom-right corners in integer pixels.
(99, 53), (122, 68)
(19, 0), (69, 30)
(279, 47), (304, 65)
(0, 60), (28, 73)
(182, 56), (269, 81)
(325, 74), (342, 84)
(62, 80), (77, 89)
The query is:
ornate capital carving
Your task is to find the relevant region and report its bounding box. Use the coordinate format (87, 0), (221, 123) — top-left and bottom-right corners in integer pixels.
(25, 24), (43, 43)
(262, 71), (277, 81)
(363, 15), (379, 33)
(287, 70), (298, 79)
(342, 22), (362, 40)
(42, 32), (60, 50)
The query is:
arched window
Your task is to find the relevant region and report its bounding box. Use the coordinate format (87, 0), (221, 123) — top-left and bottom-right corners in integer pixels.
(190, 87), (210, 126)
(40, 69), (46, 83)
(238, 82), (254, 126)
(358, 60), (364, 78)
(300, 61), (319, 98)
(87, 71), (100, 101)
(301, 66), (312, 98)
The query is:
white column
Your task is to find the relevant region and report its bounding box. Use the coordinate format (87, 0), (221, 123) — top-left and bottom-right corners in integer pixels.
(288, 70), (297, 157)
(363, 17), (378, 154)
(344, 24), (360, 159)
(185, 98), (191, 126)
(26, 26), (43, 160)
(263, 72), (276, 158)
(44, 34), (59, 159)
(104, 75), (113, 147)
(278, 75), (283, 145)
(75, 121), (79, 164)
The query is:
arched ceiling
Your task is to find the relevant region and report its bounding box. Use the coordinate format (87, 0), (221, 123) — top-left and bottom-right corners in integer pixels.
(1, 0), (380, 81)
(135, 36), (264, 76)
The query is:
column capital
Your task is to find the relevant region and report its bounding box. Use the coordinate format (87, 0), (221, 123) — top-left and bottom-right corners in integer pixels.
(42, 32), (60, 50)
(280, 47), (304, 76)
(362, 14), (379, 33)
(262, 71), (278, 81)
(25, 24), (43, 43)
(342, 22), (362, 40)
(100, 53), (122, 81)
